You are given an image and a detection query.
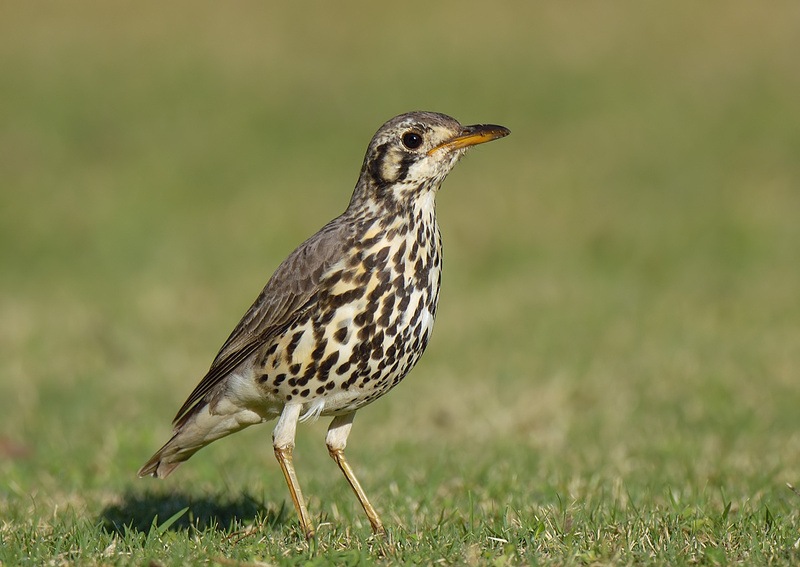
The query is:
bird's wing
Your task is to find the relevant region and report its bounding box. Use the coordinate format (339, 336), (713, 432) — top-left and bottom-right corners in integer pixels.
(172, 217), (354, 426)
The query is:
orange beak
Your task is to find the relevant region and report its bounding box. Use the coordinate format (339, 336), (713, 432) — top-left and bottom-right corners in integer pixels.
(428, 123), (510, 155)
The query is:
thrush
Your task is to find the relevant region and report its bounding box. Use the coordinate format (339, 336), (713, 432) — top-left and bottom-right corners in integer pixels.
(138, 111), (510, 538)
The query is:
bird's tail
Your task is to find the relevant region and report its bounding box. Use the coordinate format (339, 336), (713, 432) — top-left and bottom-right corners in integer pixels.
(138, 401), (264, 479)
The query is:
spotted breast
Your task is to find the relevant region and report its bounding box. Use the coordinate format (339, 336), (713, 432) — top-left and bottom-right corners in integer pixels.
(252, 191), (440, 421)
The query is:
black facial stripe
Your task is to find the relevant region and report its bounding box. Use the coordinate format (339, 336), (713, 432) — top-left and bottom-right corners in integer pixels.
(368, 142), (390, 187)
(395, 154), (416, 183)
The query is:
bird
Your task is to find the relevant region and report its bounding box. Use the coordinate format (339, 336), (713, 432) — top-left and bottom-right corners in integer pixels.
(138, 111), (510, 539)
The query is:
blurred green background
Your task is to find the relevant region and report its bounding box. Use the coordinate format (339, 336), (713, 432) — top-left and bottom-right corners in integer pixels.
(2, 1), (800, 564)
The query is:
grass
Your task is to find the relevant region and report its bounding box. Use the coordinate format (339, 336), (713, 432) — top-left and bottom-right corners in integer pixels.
(2, 1), (800, 565)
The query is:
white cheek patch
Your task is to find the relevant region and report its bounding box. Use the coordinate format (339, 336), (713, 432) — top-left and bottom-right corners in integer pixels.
(381, 150), (405, 183)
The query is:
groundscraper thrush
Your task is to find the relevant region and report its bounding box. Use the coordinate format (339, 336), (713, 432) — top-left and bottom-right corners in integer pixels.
(139, 111), (510, 538)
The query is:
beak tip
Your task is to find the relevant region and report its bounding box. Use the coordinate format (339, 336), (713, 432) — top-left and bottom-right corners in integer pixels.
(473, 124), (510, 137)
(461, 123), (511, 147)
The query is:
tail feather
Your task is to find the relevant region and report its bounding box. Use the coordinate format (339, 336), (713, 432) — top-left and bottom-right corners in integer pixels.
(138, 402), (265, 479)
(137, 434), (194, 479)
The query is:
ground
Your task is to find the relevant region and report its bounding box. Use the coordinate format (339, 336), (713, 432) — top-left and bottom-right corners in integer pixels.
(2, 2), (800, 565)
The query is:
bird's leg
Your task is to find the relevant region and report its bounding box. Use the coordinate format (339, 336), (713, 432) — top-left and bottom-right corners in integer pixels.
(273, 403), (315, 539)
(326, 412), (385, 536)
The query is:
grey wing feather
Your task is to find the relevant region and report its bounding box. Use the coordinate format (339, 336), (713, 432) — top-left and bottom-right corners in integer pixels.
(172, 217), (353, 425)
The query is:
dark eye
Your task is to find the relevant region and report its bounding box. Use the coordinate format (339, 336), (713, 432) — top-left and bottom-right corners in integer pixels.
(402, 131), (423, 149)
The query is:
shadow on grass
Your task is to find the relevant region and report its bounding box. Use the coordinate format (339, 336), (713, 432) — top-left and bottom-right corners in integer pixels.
(100, 490), (289, 535)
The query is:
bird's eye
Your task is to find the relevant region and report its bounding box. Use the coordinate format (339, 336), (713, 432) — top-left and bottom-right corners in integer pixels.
(402, 131), (423, 149)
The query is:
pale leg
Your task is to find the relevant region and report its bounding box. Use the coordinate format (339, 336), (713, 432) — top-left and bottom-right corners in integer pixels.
(273, 403), (315, 539)
(326, 412), (385, 535)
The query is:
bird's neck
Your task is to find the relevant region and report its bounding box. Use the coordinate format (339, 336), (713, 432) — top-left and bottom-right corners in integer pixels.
(347, 176), (440, 216)
(339, 188), (440, 267)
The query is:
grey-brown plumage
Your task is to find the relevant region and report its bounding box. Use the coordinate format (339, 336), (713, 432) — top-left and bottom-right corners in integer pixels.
(138, 111), (509, 538)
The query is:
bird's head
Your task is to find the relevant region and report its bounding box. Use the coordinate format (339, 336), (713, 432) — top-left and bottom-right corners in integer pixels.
(350, 111), (509, 213)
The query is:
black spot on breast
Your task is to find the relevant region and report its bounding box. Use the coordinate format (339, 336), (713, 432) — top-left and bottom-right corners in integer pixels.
(259, 374), (270, 383)
(319, 306), (337, 326)
(354, 342), (370, 360)
(311, 341), (326, 361)
(421, 332), (431, 351)
(300, 389), (310, 398)
(328, 287), (366, 310)
(361, 232), (383, 250)
(353, 310), (373, 328)
(286, 331), (304, 359)
(316, 386), (326, 395)
(414, 257), (429, 284)
(346, 252), (362, 268)
(374, 245), (391, 265)
(318, 352), (339, 380)
(411, 301), (424, 326)
(392, 241), (406, 265)
(371, 331), (385, 360)
(273, 373), (286, 386)
(327, 269), (343, 285)
(311, 322), (324, 343)
(380, 293), (395, 320)
(395, 154), (415, 182)
(300, 364), (316, 383)
(289, 364), (301, 375)
(416, 223), (426, 246)
(333, 327), (348, 343)
(368, 280), (391, 304)
(362, 252), (377, 271)
(346, 353), (359, 370)
(358, 322), (375, 341)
